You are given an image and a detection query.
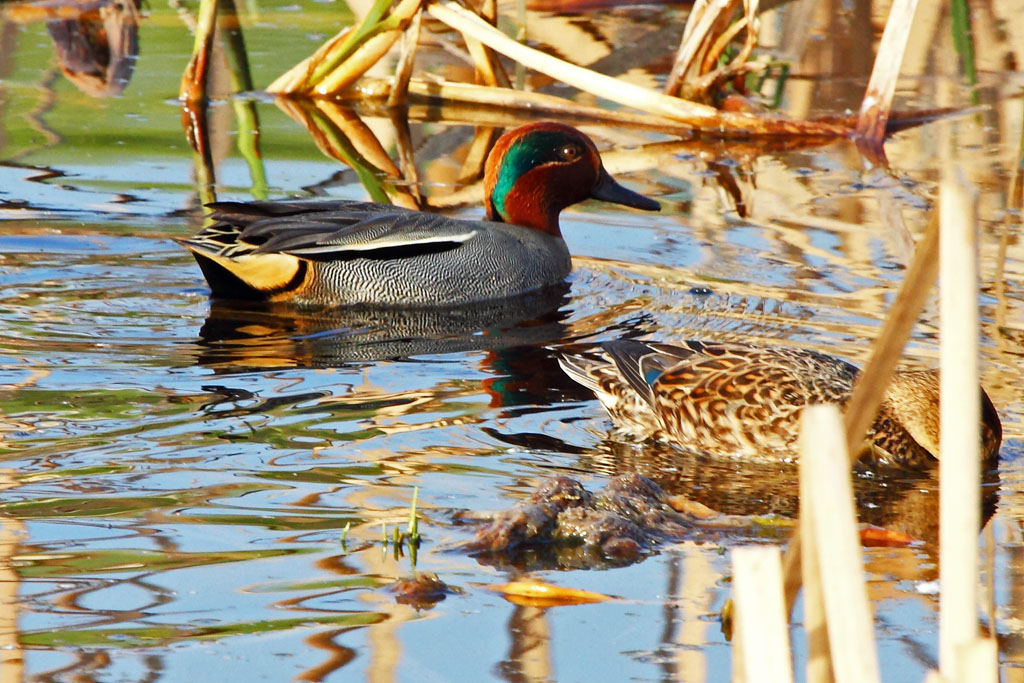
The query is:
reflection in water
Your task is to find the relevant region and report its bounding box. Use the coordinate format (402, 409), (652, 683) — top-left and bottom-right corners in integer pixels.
(195, 287), (571, 369)
(0, 470), (23, 682)
(499, 605), (553, 683)
(6, 0), (140, 97)
(572, 438), (999, 547)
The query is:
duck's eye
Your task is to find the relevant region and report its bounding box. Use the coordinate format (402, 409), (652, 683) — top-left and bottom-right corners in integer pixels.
(560, 144), (583, 161)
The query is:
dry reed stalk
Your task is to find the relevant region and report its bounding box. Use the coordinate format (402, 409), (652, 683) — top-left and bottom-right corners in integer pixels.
(799, 405), (880, 683)
(731, 547), (794, 683)
(463, 34), (508, 87)
(938, 172), (985, 679)
(316, 29), (405, 95)
(268, 28), (352, 93)
(954, 638), (997, 683)
(269, 0), (423, 94)
(461, 0), (509, 87)
(665, 0), (739, 97)
(386, 8), (422, 107)
(782, 210), (940, 613)
(353, 74), (855, 138)
(691, 0), (760, 99)
(352, 76), (707, 132)
(799, 441), (832, 683)
(426, 0), (718, 120)
(856, 0), (919, 146)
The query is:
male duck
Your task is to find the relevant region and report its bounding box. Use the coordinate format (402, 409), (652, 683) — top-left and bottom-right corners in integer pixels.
(179, 122), (659, 307)
(559, 340), (1002, 468)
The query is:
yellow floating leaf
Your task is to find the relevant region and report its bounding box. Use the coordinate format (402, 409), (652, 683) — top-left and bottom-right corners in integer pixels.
(486, 580), (614, 607)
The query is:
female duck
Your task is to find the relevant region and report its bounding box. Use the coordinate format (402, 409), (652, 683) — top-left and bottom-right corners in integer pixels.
(179, 122), (659, 307)
(559, 340), (1002, 468)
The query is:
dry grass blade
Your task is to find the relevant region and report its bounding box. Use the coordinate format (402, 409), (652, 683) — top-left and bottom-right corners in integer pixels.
(274, 97), (418, 207)
(387, 109), (423, 204)
(799, 427), (831, 683)
(461, 0), (509, 87)
(782, 209), (940, 613)
(856, 0), (919, 147)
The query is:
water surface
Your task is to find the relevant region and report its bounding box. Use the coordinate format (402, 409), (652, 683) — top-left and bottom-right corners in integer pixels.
(2, 1), (1024, 680)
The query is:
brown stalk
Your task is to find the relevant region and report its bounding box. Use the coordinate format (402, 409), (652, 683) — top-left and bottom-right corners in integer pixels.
(782, 208), (941, 613)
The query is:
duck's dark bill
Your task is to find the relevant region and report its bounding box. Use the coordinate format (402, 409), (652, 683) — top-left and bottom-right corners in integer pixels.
(590, 168), (660, 212)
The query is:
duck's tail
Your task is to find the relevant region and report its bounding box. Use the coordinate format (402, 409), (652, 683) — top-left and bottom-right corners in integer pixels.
(176, 229), (306, 301)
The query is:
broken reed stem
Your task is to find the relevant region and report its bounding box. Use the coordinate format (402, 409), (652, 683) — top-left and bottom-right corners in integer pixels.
(783, 209), (941, 613)
(732, 547), (793, 683)
(799, 406), (881, 683)
(938, 171), (983, 679)
(856, 0), (919, 145)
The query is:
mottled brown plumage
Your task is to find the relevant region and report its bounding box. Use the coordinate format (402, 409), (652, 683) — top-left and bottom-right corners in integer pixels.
(559, 340), (1002, 468)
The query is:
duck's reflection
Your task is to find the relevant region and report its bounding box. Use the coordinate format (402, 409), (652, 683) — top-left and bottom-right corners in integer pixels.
(194, 286), (572, 371)
(576, 439), (999, 547)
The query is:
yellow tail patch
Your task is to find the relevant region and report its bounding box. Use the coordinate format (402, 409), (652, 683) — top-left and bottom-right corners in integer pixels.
(192, 248), (302, 294)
